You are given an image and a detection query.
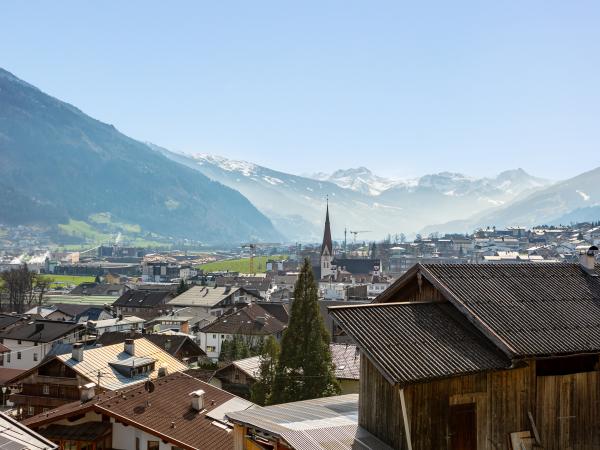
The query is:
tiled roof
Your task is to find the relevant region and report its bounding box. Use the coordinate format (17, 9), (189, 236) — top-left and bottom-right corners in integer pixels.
(0, 320), (83, 343)
(167, 285), (241, 307)
(228, 394), (392, 450)
(200, 303), (286, 335)
(217, 344), (359, 382)
(55, 338), (188, 390)
(329, 302), (511, 385)
(256, 302), (290, 324)
(23, 373), (254, 450)
(330, 343), (360, 380)
(387, 263), (600, 357)
(97, 332), (206, 358)
(0, 315), (24, 331)
(112, 290), (173, 308)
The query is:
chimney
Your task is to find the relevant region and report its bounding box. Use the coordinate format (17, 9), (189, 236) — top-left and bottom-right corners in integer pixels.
(79, 382), (96, 402)
(579, 245), (599, 274)
(189, 389), (205, 411)
(124, 338), (135, 356)
(157, 365), (168, 378)
(72, 342), (84, 362)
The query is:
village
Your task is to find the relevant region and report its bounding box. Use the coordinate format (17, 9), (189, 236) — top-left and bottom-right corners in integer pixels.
(0, 204), (599, 449)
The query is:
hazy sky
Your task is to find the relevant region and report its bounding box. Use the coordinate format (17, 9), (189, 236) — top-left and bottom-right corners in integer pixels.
(2, 1), (599, 180)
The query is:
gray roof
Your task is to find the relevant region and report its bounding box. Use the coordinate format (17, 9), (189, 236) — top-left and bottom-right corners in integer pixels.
(0, 412), (57, 450)
(330, 343), (360, 380)
(167, 285), (241, 307)
(0, 320), (83, 343)
(329, 302), (511, 385)
(380, 263), (600, 358)
(227, 394), (392, 450)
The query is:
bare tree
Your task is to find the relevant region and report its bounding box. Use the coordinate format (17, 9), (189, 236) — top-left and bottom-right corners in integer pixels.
(0, 264), (52, 314)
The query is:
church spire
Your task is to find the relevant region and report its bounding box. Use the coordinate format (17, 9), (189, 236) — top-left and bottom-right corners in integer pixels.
(321, 197), (333, 256)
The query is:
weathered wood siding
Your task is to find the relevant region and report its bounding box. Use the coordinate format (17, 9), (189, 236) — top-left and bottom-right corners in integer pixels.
(360, 357), (600, 450)
(536, 371), (600, 450)
(359, 357), (404, 448)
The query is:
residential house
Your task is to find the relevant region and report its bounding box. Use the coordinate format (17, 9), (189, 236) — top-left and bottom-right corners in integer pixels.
(86, 315), (145, 336)
(227, 394), (392, 450)
(0, 320), (84, 370)
(167, 285), (260, 319)
(112, 290), (174, 319)
(69, 282), (129, 297)
(329, 251), (600, 449)
(98, 332), (206, 364)
(21, 372), (254, 450)
(198, 303), (286, 361)
(8, 337), (187, 418)
(214, 343), (360, 398)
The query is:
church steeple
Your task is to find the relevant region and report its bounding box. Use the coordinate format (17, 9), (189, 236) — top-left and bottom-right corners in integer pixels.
(321, 198), (333, 257)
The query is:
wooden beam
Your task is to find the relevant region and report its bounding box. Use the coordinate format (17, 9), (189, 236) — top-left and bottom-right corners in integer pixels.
(400, 387), (413, 450)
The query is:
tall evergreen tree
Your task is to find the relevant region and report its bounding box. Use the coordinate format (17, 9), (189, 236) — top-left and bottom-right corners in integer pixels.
(250, 336), (280, 406)
(271, 258), (340, 404)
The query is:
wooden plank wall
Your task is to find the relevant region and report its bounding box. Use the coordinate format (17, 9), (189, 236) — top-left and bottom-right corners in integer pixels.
(396, 365), (535, 450)
(359, 357), (404, 448)
(536, 371), (600, 450)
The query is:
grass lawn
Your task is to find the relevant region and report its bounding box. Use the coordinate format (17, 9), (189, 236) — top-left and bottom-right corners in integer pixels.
(198, 255), (287, 273)
(44, 274), (96, 288)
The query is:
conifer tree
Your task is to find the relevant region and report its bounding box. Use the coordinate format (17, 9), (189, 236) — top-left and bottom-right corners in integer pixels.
(250, 336), (280, 406)
(271, 258), (340, 404)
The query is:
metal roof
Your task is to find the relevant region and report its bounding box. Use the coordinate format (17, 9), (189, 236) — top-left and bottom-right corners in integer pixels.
(419, 263), (600, 357)
(227, 394), (392, 450)
(167, 285), (241, 307)
(330, 302), (511, 385)
(0, 412), (57, 450)
(57, 337), (187, 390)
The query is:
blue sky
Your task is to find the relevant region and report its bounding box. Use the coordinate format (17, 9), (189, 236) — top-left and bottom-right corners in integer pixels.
(1, 1), (599, 180)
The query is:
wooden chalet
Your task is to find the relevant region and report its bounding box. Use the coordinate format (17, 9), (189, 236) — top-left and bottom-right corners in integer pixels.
(330, 252), (600, 449)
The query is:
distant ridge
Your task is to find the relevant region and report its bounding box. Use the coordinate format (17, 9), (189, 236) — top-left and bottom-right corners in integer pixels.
(0, 68), (281, 244)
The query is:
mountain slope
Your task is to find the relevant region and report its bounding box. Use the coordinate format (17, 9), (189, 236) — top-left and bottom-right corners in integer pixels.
(0, 68), (280, 244)
(158, 148), (552, 240)
(423, 166), (600, 233)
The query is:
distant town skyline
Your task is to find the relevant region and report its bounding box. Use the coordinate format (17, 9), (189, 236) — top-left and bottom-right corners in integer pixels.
(2, 1), (599, 180)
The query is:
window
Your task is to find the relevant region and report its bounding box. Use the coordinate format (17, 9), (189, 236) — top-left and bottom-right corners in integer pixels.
(212, 334), (216, 339)
(17, 340), (22, 345)
(34, 342), (38, 346)
(33, 353), (38, 361)
(135, 437), (140, 450)
(0, 355), (3, 366)
(206, 346), (216, 352)
(28, 406), (35, 416)
(147, 441), (159, 450)
(17, 352), (21, 360)
(43, 385), (50, 395)
(221, 335), (225, 339)
(42, 408), (49, 413)
(6, 353), (10, 363)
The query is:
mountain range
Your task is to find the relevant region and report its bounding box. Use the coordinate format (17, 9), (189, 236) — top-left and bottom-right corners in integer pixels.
(158, 150), (565, 240)
(0, 68), (281, 245)
(2, 67), (598, 245)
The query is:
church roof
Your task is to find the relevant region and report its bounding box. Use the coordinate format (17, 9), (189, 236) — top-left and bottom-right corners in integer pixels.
(321, 203), (333, 256)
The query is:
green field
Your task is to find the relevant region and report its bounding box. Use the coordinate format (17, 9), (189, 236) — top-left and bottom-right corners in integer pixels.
(198, 255), (287, 273)
(45, 274), (96, 288)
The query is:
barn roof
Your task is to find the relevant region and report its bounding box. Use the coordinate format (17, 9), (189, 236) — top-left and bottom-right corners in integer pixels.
(382, 263), (600, 358)
(329, 302), (511, 385)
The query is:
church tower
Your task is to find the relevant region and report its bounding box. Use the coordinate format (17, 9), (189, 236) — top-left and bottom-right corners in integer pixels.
(320, 199), (334, 279)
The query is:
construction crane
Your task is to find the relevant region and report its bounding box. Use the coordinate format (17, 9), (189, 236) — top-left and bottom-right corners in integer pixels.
(349, 230), (371, 243)
(240, 243), (281, 273)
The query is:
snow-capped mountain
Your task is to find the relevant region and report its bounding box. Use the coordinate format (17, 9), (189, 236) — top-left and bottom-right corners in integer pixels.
(154, 146), (555, 241)
(311, 167), (403, 195)
(314, 167), (550, 200)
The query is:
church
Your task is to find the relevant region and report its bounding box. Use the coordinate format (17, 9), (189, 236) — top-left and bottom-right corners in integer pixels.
(314, 202), (382, 282)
